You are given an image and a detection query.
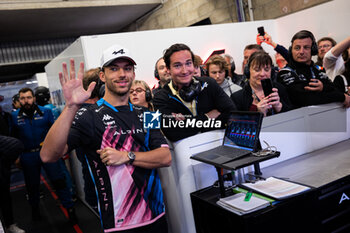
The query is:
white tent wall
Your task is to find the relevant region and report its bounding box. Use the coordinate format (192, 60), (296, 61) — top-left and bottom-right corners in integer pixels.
(45, 20), (276, 91)
(45, 0), (349, 92)
(275, 0), (349, 51)
(80, 19), (276, 87)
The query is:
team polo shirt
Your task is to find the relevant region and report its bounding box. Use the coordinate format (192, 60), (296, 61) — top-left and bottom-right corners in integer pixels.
(67, 99), (169, 232)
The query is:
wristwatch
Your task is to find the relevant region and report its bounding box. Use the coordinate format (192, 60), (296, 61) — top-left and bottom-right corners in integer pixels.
(127, 151), (136, 165)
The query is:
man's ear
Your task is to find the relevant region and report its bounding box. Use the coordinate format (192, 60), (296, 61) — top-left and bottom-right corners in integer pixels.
(99, 70), (106, 83)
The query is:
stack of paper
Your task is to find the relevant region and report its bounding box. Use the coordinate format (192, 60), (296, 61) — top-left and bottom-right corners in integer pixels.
(217, 193), (270, 215)
(242, 177), (311, 199)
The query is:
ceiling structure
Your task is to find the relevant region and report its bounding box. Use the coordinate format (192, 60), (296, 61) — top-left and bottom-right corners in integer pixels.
(0, 0), (162, 84)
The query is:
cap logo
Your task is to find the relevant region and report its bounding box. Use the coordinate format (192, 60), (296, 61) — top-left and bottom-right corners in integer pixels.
(113, 49), (125, 55)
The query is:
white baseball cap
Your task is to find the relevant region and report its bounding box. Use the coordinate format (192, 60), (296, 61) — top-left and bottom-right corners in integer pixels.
(100, 44), (136, 67)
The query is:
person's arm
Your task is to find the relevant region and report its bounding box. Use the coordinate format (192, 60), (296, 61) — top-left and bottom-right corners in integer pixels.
(329, 36), (350, 58)
(257, 33), (289, 62)
(274, 44), (290, 63)
(40, 59), (96, 163)
(256, 33), (278, 48)
(98, 147), (171, 169)
(323, 37), (350, 71)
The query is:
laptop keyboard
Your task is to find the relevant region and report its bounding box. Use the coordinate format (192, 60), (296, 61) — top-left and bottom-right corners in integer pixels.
(216, 146), (251, 159)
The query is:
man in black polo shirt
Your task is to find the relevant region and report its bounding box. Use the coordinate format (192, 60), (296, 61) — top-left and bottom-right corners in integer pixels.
(153, 43), (236, 142)
(277, 30), (350, 108)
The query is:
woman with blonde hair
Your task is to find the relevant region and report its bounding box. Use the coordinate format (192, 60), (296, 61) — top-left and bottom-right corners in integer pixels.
(129, 80), (154, 111)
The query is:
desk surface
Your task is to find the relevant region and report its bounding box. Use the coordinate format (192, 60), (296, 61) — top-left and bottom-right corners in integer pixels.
(261, 139), (350, 188)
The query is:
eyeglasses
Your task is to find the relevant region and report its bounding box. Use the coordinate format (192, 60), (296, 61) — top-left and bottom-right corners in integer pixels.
(130, 88), (145, 94)
(318, 44), (331, 49)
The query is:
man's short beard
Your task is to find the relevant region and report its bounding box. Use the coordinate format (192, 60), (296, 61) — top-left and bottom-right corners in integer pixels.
(22, 103), (33, 110)
(112, 89), (129, 96)
(106, 81), (132, 97)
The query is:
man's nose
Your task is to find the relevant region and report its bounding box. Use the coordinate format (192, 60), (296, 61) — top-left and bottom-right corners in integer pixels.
(119, 68), (126, 76)
(180, 65), (187, 73)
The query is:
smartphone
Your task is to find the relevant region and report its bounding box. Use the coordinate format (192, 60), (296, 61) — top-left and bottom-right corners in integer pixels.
(261, 78), (273, 97)
(257, 26), (265, 36)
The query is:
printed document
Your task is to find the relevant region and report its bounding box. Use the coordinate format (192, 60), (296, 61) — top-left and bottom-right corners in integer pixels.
(217, 193), (270, 215)
(242, 177), (310, 199)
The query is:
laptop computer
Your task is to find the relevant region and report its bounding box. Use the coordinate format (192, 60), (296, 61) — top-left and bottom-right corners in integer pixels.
(191, 111), (263, 165)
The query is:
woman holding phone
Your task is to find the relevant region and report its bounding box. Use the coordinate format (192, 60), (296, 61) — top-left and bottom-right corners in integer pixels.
(230, 51), (293, 116)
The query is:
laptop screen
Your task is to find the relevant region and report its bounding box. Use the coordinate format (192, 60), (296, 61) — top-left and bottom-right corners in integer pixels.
(223, 112), (263, 151)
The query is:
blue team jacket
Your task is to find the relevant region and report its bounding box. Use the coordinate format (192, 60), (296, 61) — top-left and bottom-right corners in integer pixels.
(11, 105), (54, 151)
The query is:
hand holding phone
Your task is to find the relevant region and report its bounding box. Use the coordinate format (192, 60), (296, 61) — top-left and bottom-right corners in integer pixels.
(261, 78), (273, 97)
(257, 26), (265, 36)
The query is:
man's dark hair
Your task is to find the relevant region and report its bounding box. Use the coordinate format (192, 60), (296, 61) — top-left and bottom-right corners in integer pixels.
(317, 37), (337, 47)
(291, 30), (318, 56)
(244, 44), (264, 51)
(163, 43), (195, 69)
(83, 68), (101, 99)
(291, 30), (315, 43)
(19, 87), (34, 97)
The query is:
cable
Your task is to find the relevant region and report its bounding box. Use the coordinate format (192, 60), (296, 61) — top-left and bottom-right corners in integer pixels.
(252, 140), (277, 157)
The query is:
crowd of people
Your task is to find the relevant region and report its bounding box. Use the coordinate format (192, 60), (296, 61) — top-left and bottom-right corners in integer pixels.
(1, 29), (349, 233)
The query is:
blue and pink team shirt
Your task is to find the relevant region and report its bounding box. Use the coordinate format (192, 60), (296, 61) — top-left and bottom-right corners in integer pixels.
(68, 100), (168, 232)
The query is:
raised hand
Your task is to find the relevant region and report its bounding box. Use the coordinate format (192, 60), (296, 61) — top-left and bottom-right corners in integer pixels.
(256, 34), (264, 45)
(263, 33), (277, 48)
(58, 59), (96, 108)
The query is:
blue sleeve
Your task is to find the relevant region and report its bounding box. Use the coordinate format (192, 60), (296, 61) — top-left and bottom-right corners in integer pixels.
(10, 111), (19, 138)
(46, 108), (55, 126)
